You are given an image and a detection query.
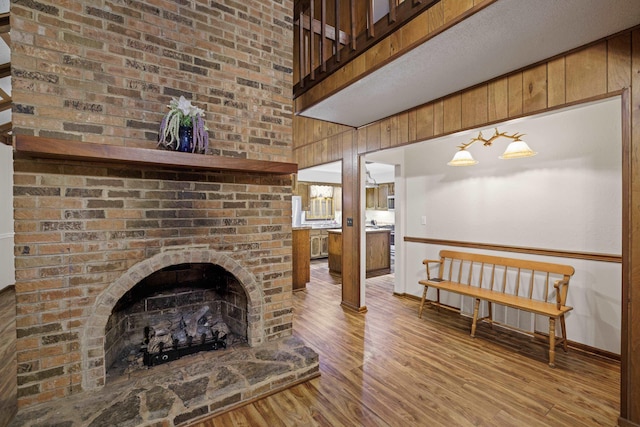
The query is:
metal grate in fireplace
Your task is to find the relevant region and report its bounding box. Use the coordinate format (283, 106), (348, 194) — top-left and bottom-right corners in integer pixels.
(105, 263), (248, 379)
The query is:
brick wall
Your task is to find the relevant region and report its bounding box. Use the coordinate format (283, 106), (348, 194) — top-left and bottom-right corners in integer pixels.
(11, 0), (293, 162)
(10, 0), (295, 409)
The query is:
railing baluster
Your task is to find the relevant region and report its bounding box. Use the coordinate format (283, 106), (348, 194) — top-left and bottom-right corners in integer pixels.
(320, 0), (326, 72)
(335, 0), (341, 62)
(389, 0), (397, 23)
(309, 0), (315, 81)
(368, 0), (375, 38)
(298, 8), (305, 88)
(350, 0), (356, 50)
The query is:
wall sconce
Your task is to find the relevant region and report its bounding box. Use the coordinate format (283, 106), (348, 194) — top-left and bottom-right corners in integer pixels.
(447, 128), (537, 166)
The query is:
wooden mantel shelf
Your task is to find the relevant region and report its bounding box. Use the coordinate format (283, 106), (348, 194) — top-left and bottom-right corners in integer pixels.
(14, 135), (298, 175)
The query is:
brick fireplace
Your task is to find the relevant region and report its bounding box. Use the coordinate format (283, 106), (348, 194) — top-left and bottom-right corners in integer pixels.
(9, 0), (300, 422)
(12, 158), (302, 408)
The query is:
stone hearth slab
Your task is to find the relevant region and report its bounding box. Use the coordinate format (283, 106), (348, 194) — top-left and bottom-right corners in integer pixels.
(9, 336), (319, 427)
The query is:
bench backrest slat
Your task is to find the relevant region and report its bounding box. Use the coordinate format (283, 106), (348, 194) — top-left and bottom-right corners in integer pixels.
(544, 272), (550, 303)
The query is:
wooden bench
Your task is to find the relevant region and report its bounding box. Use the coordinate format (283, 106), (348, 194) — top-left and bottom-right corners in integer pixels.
(419, 250), (575, 367)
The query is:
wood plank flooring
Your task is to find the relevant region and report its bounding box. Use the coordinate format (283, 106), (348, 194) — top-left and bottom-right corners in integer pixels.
(190, 260), (620, 426)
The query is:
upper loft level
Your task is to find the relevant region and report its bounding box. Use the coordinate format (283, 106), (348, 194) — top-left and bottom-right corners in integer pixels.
(293, 0), (640, 128)
(293, 0), (439, 99)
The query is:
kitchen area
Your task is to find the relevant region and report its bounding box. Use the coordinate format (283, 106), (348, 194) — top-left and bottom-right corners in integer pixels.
(291, 161), (396, 290)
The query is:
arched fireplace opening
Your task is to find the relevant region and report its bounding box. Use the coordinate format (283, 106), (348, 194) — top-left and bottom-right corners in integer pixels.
(104, 262), (248, 380)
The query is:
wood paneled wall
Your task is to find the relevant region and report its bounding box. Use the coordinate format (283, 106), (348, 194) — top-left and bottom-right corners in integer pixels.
(292, 28), (640, 425)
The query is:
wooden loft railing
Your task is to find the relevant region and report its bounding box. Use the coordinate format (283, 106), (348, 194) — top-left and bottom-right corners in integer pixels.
(293, 0), (440, 99)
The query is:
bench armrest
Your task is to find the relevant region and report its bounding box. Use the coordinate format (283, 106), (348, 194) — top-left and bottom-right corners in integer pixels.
(422, 259), (442, 280)
(553, 279), (570, 309)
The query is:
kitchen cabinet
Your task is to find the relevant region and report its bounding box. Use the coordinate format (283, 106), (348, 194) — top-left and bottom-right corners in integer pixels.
(366, 183), (392, 210)
(327, 229), (390, 276)
(310, 229), (330, 259)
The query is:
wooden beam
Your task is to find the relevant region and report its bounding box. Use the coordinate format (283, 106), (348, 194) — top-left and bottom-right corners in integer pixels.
(0, 63), (10, 79)
(0, 13), (9, 34)
(0, 98), (11, 112)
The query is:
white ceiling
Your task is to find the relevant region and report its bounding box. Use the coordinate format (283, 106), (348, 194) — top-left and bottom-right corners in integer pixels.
(298, 0), (640, 128)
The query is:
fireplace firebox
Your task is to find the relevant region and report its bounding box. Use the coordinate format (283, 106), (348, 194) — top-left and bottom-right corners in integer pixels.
(105, 263), (247, 377)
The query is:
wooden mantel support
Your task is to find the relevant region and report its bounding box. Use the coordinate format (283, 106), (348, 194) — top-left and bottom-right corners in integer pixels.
(13, 135), (298, 175)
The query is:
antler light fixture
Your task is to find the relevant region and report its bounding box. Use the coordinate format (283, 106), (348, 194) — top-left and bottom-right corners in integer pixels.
(447, 128), (537, 166)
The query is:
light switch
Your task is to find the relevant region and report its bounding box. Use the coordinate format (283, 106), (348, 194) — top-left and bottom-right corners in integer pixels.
(421, 216), (427, 225)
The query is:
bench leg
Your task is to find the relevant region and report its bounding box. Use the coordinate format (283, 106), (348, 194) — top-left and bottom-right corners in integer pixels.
(548, 317), (556, 368)
(560, 315), (568, 353)
(471, 298), (480, 338)
(488, 302), (493, 329)
(418, 286), (428, 318)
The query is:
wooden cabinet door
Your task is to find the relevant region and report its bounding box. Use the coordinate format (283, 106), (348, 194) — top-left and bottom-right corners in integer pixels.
(377, 184), (388, 210)
(366, 187), (376, 209)
(310, 231), (321, 258)
(320, 231), (329, 256)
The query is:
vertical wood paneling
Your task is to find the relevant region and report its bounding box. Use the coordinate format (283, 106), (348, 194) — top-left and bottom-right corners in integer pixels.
(433, 99), (444, 136)
(416, 103), (434, 140)
(400, 10), (429, 49)
(627, 28), (640, 424)
(380, 118), (391, 149)
(389, 26), (403, 55)
(408, 109), (417, 142)
(488, 78), (508, 123)
(442, 0), (474, 24)
(443, 95), (462, 133)
(365, 37), (391, 70)
(508, 73), (523, 117)
(566, 42), (608, 103)
(523, 64), (547, 114)
(366, 122), (381, 152)
(547, 57), (566, 108)
(427, 2), (444, 33)
(608, 34), (632, 92)
(397, 111), (410, 146)
(356, 126), (368, 154)
(461, 85), (488, 129)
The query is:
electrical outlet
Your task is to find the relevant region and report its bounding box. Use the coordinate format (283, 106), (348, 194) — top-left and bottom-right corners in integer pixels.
(421, 216), (427, 225)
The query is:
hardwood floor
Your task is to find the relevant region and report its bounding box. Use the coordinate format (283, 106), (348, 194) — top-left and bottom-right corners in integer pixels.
(191, 260), (620, 426)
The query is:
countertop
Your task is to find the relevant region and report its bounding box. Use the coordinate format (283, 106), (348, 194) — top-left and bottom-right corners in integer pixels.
(327, 228), (390, 234)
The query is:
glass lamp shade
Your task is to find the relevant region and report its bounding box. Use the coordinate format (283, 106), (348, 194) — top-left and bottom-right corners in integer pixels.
(447, 149), (478, 166)
(499, 140), (537, 159)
